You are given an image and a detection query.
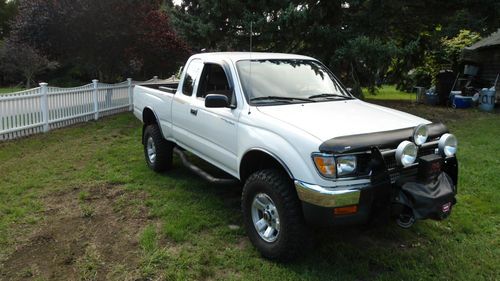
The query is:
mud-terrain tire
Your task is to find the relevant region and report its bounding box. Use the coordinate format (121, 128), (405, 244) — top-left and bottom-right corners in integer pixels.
(242, 169), (308, 261)
(143, 124), (173, 172)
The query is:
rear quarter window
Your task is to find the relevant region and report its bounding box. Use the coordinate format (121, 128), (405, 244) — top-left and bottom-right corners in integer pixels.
(182, 59), (204, 96)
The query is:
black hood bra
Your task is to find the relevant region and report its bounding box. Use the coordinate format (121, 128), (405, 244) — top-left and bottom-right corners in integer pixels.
(319, 123), (449, 154)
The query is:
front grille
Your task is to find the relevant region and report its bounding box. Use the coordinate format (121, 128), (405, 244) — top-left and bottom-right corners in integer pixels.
(385, 157), (398, 170)
(389, 167), (419, 183)
(384, 144), (438, 183)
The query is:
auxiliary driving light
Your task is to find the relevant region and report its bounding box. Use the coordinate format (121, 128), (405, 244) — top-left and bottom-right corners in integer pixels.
(396, 141), (418, 167)
(413, 124), (429, 145)
(438, 133), (458, 157)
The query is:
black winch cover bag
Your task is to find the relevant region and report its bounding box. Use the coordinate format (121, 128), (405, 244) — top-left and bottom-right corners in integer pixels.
(398, 172), (456, 220)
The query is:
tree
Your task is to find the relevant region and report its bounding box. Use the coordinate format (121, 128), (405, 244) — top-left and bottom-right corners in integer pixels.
(10, 0), (190, 83)
(130, 8), (191, 78)
(0, 0), (18, 39)
(7, 0), (499, 88)
(171, 0), (500, 93)
(169, 0), (346, 56)
(442, 29), (481, 71)
(0, 40), (57, 88)
(335, 36), (398, 96)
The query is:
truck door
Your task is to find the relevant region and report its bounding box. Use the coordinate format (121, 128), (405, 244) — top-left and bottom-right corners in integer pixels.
(171, 58), (204, 150)
(189, 62), (241, 175)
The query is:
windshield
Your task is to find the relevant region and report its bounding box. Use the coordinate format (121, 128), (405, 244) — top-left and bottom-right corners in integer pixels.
(236, 59), (352, 105)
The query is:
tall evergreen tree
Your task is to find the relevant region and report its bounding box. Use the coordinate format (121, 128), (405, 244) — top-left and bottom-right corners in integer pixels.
(170, 0), (500, 92)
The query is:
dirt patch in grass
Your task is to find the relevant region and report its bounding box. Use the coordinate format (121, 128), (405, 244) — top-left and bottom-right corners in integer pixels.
(0, 184), (153, 281)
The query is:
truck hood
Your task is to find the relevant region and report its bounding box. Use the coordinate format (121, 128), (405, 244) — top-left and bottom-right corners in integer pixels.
(256, 100), (430, 141)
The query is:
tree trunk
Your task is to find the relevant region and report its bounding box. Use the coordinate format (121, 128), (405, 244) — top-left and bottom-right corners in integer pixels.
(350, 62), (363, 99)
(25, 75), (31, 89)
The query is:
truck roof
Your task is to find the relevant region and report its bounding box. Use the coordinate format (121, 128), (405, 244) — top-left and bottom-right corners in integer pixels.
(189, 52), (316, 63)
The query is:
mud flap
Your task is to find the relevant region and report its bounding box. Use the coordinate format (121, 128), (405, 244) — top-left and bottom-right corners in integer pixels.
(394, 172), (457, 221)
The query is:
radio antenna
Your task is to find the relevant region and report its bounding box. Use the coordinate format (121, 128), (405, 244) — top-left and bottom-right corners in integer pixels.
(250, 21), (253, 53)
(248, 21), (253, 115)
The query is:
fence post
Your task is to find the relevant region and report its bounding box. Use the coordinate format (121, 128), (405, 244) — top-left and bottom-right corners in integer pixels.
(127, 78), (133, 111)
(93, 79), (99, 120)
(40, 82), (49, 132)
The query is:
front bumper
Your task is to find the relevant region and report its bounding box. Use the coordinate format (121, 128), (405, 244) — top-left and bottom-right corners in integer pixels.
(295, 179), (385, 226)
(295, 156), (458, 226)
(294, 180), (366, 208)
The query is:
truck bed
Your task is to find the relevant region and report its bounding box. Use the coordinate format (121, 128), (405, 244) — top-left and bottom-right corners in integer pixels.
(141, 83), (179, 94)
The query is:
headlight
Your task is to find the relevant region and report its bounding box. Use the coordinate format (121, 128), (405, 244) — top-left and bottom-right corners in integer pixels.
(395, 141), (418, 167)
(438, 133), (457, 156)
(413, 124), (429, 145)
(312, 153), (336, 178)
(336, 155), (357, 176)
(312, 154), (358, 178)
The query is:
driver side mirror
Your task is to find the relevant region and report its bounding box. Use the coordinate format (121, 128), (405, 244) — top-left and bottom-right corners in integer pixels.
(205, 94), (230, 108)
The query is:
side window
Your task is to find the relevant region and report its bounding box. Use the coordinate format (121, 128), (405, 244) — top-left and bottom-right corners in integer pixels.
(197, 63), (234, 105)
(182, 59), (204, 96)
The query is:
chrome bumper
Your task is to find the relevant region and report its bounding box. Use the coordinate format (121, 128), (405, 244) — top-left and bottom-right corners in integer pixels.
(294, 180), (368, 208)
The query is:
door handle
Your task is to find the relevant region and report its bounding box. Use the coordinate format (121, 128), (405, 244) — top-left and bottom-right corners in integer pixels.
(190, 108), (198, 116)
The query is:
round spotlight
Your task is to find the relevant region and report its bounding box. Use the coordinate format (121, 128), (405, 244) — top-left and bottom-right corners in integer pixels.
(413, 124), (429, 146)
(438, 133), (457, 157)
(396, 141), (418, 167)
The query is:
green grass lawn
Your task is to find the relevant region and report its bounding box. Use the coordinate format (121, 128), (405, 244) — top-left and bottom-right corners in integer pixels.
(364, 85), (416, 101)
(0, 105), (499, 280)
(0, 87), (24, 96)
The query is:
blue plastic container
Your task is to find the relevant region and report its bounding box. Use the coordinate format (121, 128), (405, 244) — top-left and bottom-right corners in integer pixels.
(453, 95), (473, 109)
(479, 88), (496, 112)
(449, 91), (461, 103)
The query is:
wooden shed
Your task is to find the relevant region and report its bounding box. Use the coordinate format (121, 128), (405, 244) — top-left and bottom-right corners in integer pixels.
(461, 29), (500, 101)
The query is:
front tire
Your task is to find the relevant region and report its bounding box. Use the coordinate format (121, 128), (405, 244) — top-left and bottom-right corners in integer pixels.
(242, 169), (308, 261)
(143, 124), (173, 172)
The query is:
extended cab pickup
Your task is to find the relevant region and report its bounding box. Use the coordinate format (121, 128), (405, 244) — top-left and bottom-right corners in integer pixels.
(133, 52), (458, 260)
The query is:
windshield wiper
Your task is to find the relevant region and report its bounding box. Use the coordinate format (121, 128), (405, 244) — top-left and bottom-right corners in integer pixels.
(250, 96), (314, 103)
(308, 93), (353, 100)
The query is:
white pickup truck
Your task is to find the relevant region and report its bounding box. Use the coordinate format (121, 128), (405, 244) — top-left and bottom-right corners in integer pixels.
(133, 52), (458, 260)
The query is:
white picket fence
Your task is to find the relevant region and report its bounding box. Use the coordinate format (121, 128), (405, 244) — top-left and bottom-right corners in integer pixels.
(0, 76), (173, 141)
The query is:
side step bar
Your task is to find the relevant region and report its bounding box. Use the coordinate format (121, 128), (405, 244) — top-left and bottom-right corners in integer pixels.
(173, 148), (239, 185)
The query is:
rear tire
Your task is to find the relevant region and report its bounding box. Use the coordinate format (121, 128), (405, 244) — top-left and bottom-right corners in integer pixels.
(143, 124), (173, 172)
(242, 169), (308, 261)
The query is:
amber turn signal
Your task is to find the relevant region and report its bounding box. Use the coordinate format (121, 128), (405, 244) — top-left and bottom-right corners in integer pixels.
(333, 205), (358, 215)
(312, 154), (336, 178)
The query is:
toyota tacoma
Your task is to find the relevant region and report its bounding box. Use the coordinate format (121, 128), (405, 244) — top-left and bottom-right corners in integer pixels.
(133, 52), (458, 260)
